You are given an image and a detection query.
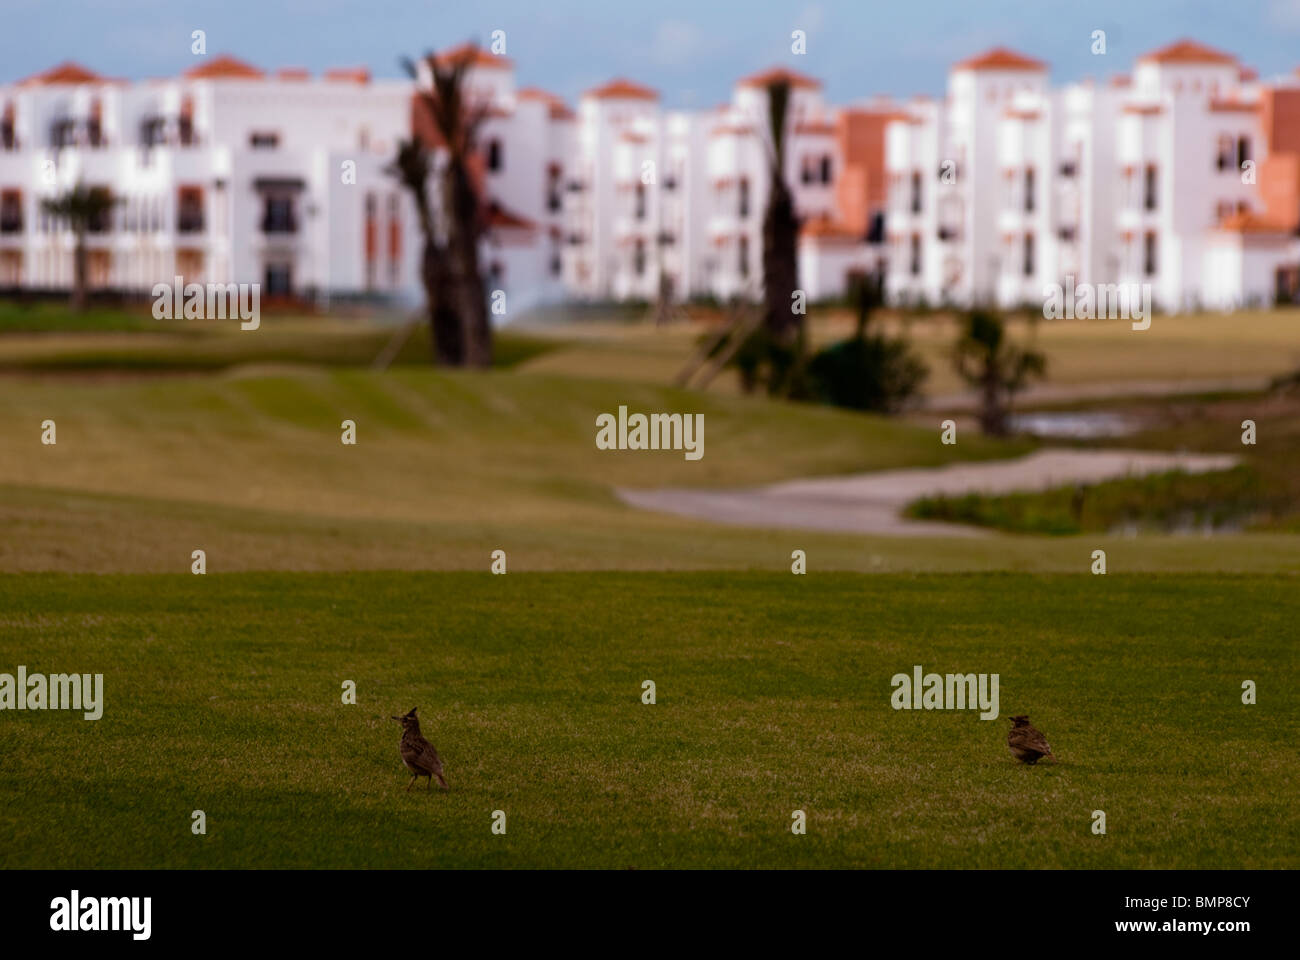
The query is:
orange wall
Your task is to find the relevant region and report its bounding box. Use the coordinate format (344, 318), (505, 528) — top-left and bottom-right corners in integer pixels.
(835, 110), (897, 235)
(1258, 88), (1300, 230)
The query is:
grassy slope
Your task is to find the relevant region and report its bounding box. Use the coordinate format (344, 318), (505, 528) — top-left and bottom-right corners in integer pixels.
(0, 367), (1051, 573)
(0, 572), (1292, 869)
(519, 308), (1300, 397)
(0, 319), (556, 372)
(5, 367), (1300, 573)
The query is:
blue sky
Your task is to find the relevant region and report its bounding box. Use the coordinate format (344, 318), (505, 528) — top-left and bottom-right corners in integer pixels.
(5, 0), (1300, 107)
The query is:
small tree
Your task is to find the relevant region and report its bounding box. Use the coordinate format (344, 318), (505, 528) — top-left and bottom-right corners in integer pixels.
(41, 184), (116, 312)
(953, 309), (1046, 435)
(805, 273), (928, 413)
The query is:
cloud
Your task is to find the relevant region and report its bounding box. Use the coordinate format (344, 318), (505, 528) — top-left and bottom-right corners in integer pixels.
(1269, 0), (1300, 30)
(650, 19), (703, 67)
(795, 3), (826, 34)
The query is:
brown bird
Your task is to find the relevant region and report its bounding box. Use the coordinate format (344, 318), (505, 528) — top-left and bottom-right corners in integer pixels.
(391, 707), (448, 791)
(1007, 715), (1054, 764)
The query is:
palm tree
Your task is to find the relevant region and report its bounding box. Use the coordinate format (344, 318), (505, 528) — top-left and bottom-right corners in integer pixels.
(953, 309), (1047, 435)
(393, 47), (494, 368)
(41, 184), (116, 312)
(760, 78), (801, 392)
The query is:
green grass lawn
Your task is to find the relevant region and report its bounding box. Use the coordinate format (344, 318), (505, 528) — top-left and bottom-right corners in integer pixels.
(0, 571), (1292, 869)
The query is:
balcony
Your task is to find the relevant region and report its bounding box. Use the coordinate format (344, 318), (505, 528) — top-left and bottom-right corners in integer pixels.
(177, 213), (205, 235)
(0, 216), (22, 235)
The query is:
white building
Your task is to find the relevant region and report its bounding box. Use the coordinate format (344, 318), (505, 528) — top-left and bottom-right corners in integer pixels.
(884, 41), (1300, 313)
(412, 44), (576, 315)
(0, 56), (413, 301)
(5, 38), (1299, 316)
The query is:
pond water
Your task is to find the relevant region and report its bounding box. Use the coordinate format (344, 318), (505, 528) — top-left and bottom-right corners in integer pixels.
(1010, 411), (1141, 439)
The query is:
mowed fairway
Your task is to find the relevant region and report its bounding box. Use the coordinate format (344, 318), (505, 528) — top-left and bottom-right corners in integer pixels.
(4, 368), (1300, 573)
(0, 572), (1293, 869)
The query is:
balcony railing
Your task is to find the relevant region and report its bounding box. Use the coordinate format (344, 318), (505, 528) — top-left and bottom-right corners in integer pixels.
(262, 215), (298, 234)
(177, 213), (205, 234)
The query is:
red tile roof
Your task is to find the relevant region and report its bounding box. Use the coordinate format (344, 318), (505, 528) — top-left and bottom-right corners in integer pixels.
(1139, 39), (1236, 65)
(184, 55), (264, 80)
(517, 87), (575, 120)
(953, 48), (1046, 72)
(739, 66), (821, 90)
(19, 61), (105, 85)
(435, 43), (513, 71)
(324, 67), (371, 85)
(584, 78), (658, 101)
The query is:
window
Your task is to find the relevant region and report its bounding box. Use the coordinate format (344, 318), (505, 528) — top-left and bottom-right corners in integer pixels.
(249, 131), (279, 150)
(1143, 165), (1157, 212)
(909, 234), (921, 276)
(140, 117), (166, 149)
(550, 248), (562, 277)
(738, 177), (750, 219)
(546, 165), (562, 212)
(387, 194), (401, 285)
(635, 182), (646, 221)
(486, 139), (502, 172)
(820, 154), (832, 184)
(1237, 136), (1251, 169)
(264, 261), (292, 296)
(87, 101), (103, 148)
(51, 118), (76, 149)
(910, 171), (922, 213)
(801, 157), (815, 185)
(179, 97), (195, 147)
(0, 104), (15, 151)
(1216, 134), (1234, 172)
(738, 235), (749, 278)
(364, 193), (377, 290)
(633, 238), (646, 276)
(176, 186), (204, 234)
(1143, 231), (1157, 276)
(1024, 168), (1035, 213)
(0, 190), (21, 234)
(1023, 233), (1034, 277)
(262, 195), (296, 233)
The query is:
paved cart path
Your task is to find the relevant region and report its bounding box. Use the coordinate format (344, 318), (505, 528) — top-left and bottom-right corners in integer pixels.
(617, 449), (1239, 537)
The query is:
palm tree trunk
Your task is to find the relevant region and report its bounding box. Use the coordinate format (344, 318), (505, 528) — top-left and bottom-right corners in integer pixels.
(447, 159), (492, 369)
(762, 180), (799, 345)
(423, 243), (463, 366)
(72, 229), (88, 313)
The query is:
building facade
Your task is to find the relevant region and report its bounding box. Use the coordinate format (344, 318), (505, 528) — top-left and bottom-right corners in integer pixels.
(884, 41), (1300, 313)
(3, 39), (1299, 315)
